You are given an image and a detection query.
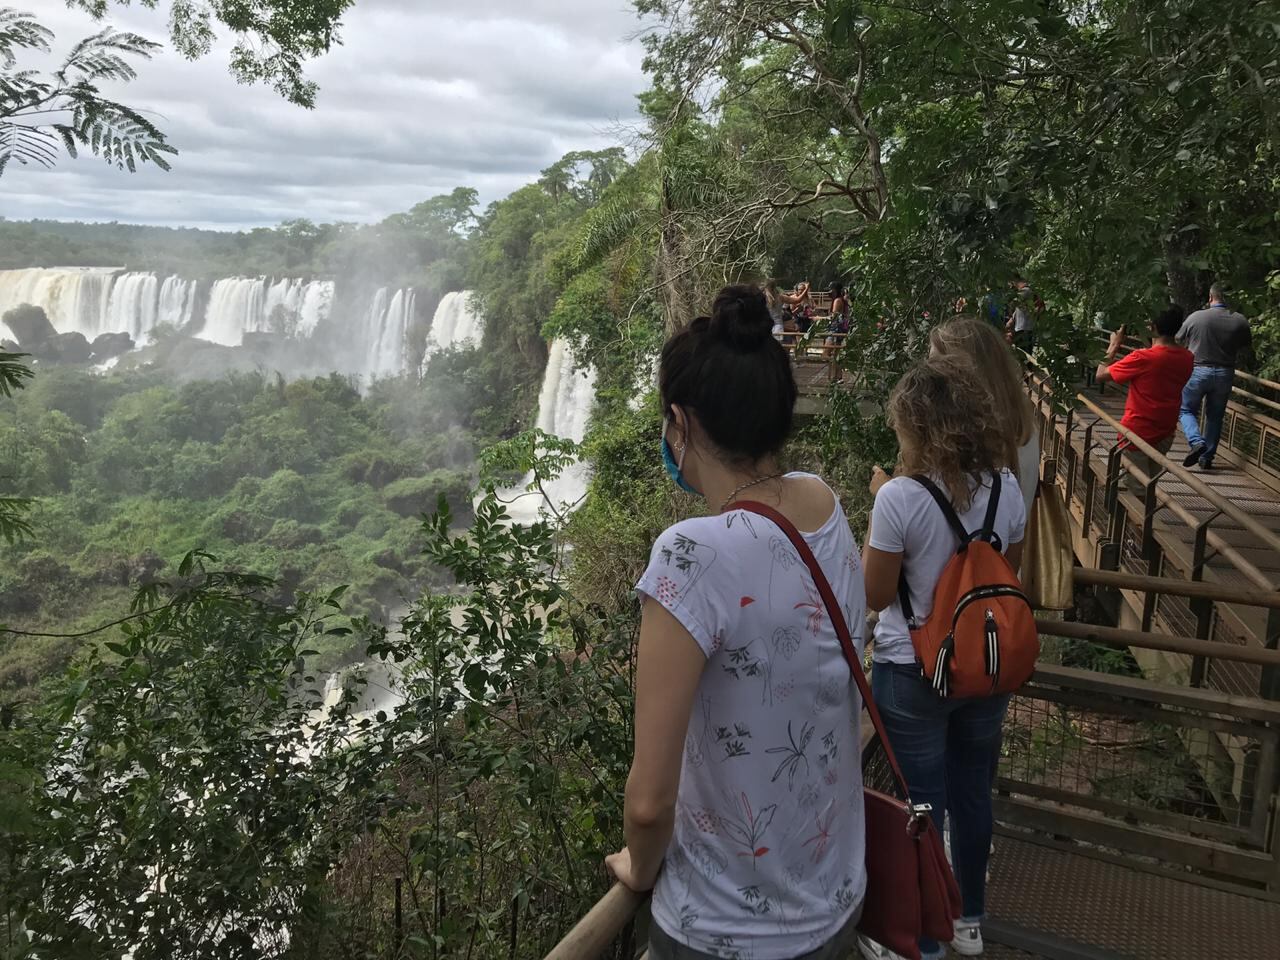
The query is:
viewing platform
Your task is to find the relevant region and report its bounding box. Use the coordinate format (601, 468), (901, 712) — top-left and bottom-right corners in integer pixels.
(543, 338), (1280, 960)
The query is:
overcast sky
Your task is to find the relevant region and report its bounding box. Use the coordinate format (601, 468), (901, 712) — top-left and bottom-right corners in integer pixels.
(2, 1), (649, 230)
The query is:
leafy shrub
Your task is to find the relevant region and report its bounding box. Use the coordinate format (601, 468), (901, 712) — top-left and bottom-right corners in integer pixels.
(253, 469), (317, 522)
(382, 470), (471, 520)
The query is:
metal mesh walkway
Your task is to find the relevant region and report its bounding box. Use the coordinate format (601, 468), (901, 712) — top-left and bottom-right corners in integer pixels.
(987, 834), (1280, 960)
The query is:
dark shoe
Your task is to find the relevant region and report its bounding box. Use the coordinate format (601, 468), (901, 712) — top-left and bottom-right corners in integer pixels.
(1183, 444), (1206, 467)
(1199, 457), (1214, 471)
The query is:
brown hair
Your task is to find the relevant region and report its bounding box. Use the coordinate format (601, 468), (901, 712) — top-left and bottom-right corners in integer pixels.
(889, 356), (1007, 511)
(928, 317), (1035, 472)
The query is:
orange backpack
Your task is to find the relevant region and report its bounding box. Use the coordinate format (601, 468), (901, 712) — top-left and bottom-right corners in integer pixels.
(898, 474), (1039, 698)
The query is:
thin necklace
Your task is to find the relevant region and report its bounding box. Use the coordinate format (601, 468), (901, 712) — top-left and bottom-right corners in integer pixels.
(720, 473), (784, 513)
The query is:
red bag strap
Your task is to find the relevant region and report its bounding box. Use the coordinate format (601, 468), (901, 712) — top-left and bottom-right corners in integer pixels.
(735, 501), (914, 802)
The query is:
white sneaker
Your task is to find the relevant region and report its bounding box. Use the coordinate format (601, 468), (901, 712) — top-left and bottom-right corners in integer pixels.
(952, 919), (984, 956)
(856, 934), (909, 960)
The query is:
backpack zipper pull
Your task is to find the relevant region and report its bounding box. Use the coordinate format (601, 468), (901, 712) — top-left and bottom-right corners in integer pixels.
(984, 608), (999, 678)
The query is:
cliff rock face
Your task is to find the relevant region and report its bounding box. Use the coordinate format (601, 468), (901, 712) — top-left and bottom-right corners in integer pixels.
(49, 332), (93, 364)
(2, 304), (58, 347)
(91, 331), (136, 360)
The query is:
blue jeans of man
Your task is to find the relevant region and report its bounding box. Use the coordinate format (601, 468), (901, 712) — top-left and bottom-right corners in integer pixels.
(1179, 366), (1234, 464)
(872, 662), (1010, 960)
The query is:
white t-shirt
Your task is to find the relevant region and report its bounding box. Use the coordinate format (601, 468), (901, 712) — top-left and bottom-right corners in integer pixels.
(869, 470), (1026, 666)
(635, 473), (867, 959)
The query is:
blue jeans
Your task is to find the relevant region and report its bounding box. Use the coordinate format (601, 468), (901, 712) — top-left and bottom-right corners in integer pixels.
(872, 662), (1010, 959)
(1179, 366), (1234, 463)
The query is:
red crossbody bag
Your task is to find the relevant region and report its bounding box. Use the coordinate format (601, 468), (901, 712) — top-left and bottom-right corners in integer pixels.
(738, 502), (962, 960)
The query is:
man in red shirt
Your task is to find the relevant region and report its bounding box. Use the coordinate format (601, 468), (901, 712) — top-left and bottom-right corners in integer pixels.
(1096, 305), (1194, 495)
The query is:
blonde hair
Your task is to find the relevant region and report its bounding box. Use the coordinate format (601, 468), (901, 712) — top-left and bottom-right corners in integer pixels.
(929, 317), (1035, 472)
(889, 356), (1007, 511)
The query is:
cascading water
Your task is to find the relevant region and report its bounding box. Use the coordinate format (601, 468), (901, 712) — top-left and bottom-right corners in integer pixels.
(0, 267), (415, 377)
(500, 338), (599, 525)
(353, 287), (417, 382)
(424, 291), (483, 355)
(0, 267), (194, 341)
(198, 277), (335, 346)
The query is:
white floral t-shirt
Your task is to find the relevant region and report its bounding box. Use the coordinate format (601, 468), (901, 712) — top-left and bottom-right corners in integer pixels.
(635, 474), (867, 960)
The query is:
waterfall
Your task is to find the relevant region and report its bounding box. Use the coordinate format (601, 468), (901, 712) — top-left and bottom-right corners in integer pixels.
(198, 277), (336, 346)
(353, 287), (416, 381)
(501, 338), (599, 525)
(104, 272), (158, 341)
(157, 276), (197, 330)
(0, 267), (200, 343)
(424, 291), (483, 355)
(0, 267), (413, 377)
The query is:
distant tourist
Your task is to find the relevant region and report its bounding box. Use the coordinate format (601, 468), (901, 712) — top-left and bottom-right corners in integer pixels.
(765, 279), (810, 337)
(1177, 283), (1253, 470)
(1094, 306), (1193, 492)
(1005, 278), (1037, 352)
(859, 357), (1026, 960)
(929, 317), (1040, 515)
(827, 282), (851, 341)
(607, 284), (869, 959)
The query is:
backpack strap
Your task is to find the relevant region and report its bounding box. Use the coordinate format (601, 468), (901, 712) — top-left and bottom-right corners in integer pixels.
(979, 470), (1002, 544)
(735, 501), (915, 803)
(896, 475), (970, 627)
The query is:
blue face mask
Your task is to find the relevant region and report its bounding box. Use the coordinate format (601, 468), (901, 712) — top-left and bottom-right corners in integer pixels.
(662, 420), (701, 496)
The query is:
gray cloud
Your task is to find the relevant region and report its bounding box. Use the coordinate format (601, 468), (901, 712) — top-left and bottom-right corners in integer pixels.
(0, 0), (648, 229)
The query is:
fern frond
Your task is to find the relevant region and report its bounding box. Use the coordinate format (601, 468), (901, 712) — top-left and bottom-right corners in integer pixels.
(0, 8), (52, 69)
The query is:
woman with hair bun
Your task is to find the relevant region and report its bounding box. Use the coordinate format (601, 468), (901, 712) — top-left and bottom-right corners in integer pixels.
(606, 284), (868, 959)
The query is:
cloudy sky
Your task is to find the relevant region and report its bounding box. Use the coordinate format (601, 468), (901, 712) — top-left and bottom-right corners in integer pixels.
(2, 1), (649, 230)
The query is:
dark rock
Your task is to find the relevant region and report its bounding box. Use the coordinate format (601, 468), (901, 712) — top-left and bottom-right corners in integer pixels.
(90, 331), (135, 361)
(1, 304), (57, 347)
(49, 332), (92, 364)
(242, 331), (286, 350)
(131, 551), (165, 585)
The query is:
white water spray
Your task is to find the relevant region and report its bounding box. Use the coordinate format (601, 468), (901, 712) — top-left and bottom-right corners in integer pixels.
(500, 338), (598, 524)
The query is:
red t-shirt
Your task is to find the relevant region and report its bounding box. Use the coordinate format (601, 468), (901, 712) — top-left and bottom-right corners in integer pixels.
(1107, 344), (1194, 446)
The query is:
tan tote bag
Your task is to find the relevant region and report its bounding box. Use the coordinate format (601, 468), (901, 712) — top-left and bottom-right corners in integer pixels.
(1021, 480), (1074, 610)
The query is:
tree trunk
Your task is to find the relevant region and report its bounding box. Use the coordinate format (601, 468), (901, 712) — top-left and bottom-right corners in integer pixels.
(1163, 208), (1205, 312)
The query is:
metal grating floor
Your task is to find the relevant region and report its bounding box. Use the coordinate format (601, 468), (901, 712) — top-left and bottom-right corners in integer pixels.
(986, 835), (1280, 960)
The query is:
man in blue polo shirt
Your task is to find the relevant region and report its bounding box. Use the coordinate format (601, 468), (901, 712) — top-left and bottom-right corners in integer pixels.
(1178, 283), (1252, 470)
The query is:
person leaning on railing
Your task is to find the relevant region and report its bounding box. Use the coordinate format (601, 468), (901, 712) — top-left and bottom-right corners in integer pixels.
(606, 284), (869, 960)
(1095, 305), (1194, 494)
(1176, 283), (1253, 471)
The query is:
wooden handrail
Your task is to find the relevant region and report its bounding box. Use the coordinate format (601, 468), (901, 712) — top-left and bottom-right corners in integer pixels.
(543, 883), (646, 960)
(1235, 368), (1280, 394)
(1097, 333), (1279, 406)
(1074, 568), (1280, 610)
(1038, 369), (1280, 568)
(1037, 618), (1280, 668)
